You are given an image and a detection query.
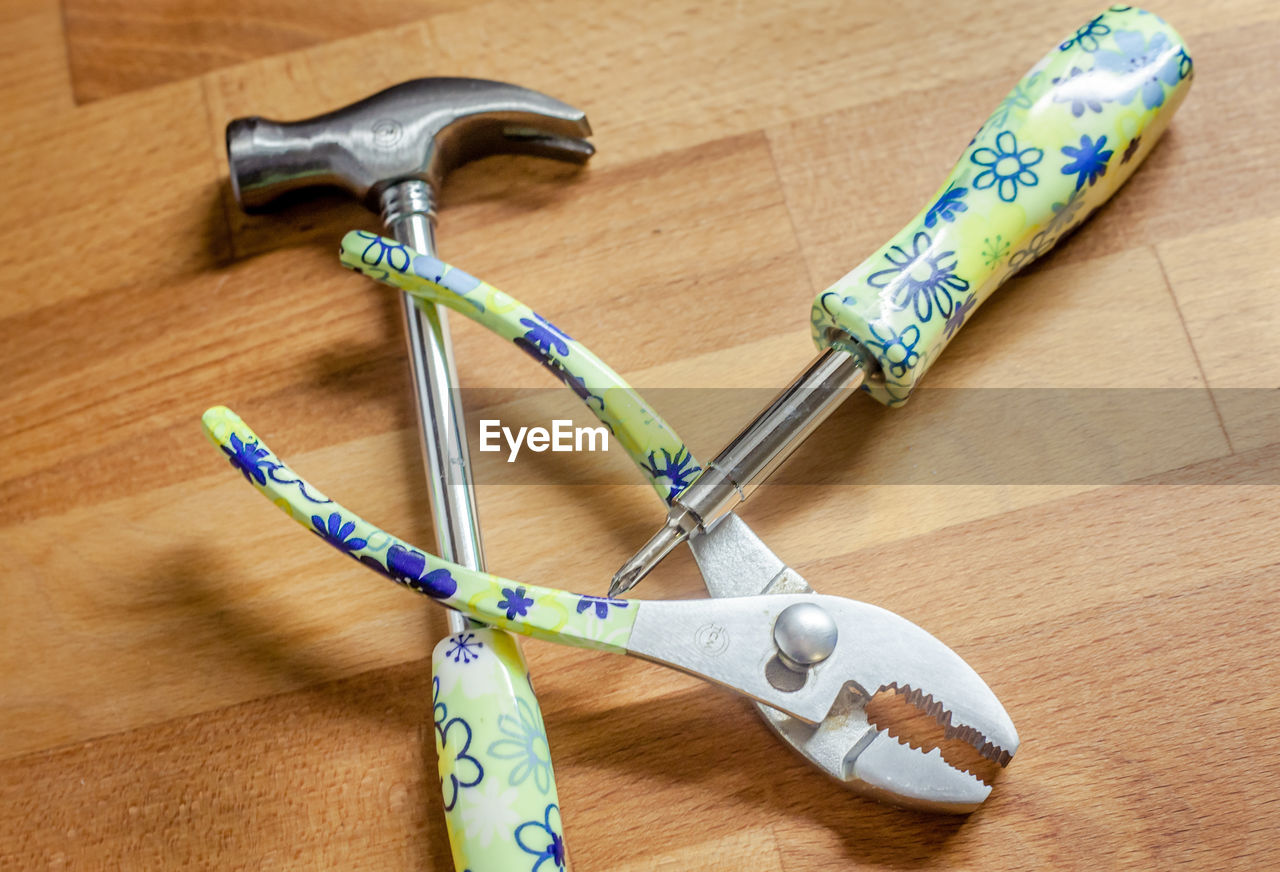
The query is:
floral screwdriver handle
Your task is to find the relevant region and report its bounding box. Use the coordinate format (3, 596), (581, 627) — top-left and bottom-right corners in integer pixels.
(611, 5), (1194, 594)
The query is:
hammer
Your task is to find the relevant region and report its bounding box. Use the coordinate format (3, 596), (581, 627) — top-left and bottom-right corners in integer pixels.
(225, 78), (593, 866)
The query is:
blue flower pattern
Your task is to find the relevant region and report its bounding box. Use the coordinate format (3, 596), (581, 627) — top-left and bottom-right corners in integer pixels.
(488, 696), (555, 794)
(1059, 14), (1111, 52)
(355, 230), (410, 272)
(265, 466), (330, 505)
(807, 9), (1192, 408)
(1176, 48), (1193, 79)
(640, 446), (700, 503)
(864, 322), (921, 379)
(519, 313), (572, 357)
(362, 543), (458, 598)
(867, 230), (970, 323)
(221, 432), (275, 485)
(1060, 134), (1114, 190)
(438, 715), (483, 812)
(971, 131), (1042, 203)
(310, 511), (368, 555)
(497, 586), (535, 620)
(445, 632), (484, 664)
(575, 595), (629, 620)
(923, 183), (968, 228)
(1051, 66), (1106, 117)
(515, 804), (566, 872)
(432, 676), (447, 743)
(1094, 30), (1182, 109)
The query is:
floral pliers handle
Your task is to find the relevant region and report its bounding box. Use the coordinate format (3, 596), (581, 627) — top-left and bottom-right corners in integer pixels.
(340, 230), (699, 507)
(205, 405), (1016, 814)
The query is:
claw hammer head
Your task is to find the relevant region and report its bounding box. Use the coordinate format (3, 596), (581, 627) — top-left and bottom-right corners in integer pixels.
(225, 77), (594, 217)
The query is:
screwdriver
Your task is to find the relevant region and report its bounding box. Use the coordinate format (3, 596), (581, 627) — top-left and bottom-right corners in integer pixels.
(611, 6), (1194, 596)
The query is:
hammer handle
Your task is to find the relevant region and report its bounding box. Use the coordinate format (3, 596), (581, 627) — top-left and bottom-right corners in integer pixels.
(389, 207), (486, 589)
(381, 203), (573, 870)
(811, 6), (1193, 405)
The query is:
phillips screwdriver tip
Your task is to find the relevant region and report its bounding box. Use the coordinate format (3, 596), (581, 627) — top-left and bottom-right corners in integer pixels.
(609, 519), (688, 597)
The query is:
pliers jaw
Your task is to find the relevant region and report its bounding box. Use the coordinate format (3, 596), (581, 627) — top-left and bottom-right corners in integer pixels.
(758, 691), (999, 814)
(682, 513), (1018, 813)
(780, 595), (1017, 813)
(627, 590), (1018, 812)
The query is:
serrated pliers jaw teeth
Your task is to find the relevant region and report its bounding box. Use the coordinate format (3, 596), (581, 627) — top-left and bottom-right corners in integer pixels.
(756, 678), (1013, 814)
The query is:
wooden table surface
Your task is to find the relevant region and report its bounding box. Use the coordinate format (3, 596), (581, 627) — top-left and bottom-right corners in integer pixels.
(2, 0), (1277, 868)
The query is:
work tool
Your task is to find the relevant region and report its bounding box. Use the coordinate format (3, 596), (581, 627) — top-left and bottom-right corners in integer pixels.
(225, 78), (594, 870)
(331, 4), (1192, 811)
(209, 6), (1192, 822)
(610, 6), (1195, 595)
(340, 237), (1009, 809)
(204, 404), (1018, 819)
(350, 235), (1016, 811)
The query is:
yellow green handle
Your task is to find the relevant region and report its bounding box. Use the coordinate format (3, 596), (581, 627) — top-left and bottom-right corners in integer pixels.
(339, 231), (701, 504)
(810, 6), (1193, 405)
(433, 629), (568, 872)
(203, 406), (639, 654)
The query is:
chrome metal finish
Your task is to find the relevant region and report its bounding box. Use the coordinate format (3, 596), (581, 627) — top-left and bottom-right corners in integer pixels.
(227, 78), (594, 211)
(626, 590), (1018, 755)
(381, 178), (437, 228)
(688, 512), (798, 598)
(384, 184), (478, 636)
(682, 511), (1013, 812)
(773, 603), (839, 669)
(608, 516), (687, 597)
(226, 79), (595, 634)
(757, 699), (994, 813)
(677, 345), (869, 524)
(611, 344), (870, 595)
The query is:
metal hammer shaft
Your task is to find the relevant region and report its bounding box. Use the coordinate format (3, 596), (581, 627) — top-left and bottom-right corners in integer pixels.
(381, 181), (480, 635)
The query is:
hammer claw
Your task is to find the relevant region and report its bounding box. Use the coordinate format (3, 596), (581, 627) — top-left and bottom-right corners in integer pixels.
(501, 126), (596, 164)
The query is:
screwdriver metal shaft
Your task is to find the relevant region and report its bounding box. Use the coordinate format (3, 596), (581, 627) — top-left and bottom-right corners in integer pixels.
(610, 341), (871, 596)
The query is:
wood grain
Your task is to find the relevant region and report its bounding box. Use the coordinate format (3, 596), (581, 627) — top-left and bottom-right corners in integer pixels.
(0, 0), (73, 124)
(2, 0), (1278, 869)
(61, 0), (471, 104)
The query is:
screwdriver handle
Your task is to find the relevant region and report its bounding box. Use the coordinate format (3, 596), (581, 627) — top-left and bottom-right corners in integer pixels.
(811, 6), (1192, 405)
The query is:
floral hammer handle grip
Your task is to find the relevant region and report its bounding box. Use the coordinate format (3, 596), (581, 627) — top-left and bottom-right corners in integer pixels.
(433, 629), (569, 872)
(811, 6), (1193, 405)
